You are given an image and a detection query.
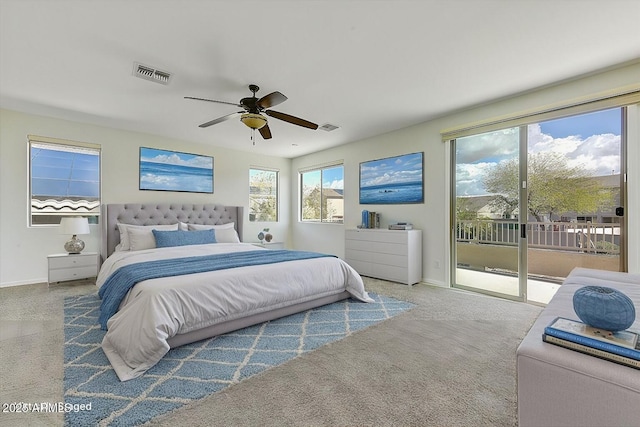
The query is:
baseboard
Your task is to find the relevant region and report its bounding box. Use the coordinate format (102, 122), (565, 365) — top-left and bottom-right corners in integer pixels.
(0, 278), (47, 288)
(421, 278), (448, 288)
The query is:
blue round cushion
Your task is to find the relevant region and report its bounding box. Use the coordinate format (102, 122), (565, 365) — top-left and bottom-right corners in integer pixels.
(573, 286), (636, 331)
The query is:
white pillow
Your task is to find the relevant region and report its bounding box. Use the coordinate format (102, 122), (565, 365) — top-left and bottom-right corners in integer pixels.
(115, 223), (179, 251)
(187, 222), (240, 243)
(127, 227), (158, 251)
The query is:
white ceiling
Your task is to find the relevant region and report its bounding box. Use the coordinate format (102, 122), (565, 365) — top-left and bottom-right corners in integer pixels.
(1, 0), (639, 158)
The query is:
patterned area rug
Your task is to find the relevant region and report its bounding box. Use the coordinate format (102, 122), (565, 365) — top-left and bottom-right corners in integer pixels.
(64, 292), (414, 426)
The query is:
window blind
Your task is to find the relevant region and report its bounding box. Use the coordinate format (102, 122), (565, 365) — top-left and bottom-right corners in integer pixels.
(441, 85), (640, 141)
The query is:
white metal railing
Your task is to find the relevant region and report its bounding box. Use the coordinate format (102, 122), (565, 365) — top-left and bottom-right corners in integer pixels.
(456, 220), (620, 254)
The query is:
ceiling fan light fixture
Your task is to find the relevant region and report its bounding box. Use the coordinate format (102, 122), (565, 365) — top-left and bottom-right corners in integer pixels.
(241, 113), (267, 130)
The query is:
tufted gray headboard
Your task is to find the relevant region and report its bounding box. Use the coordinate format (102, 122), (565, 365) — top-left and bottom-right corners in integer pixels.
(102, 203), (243, 261)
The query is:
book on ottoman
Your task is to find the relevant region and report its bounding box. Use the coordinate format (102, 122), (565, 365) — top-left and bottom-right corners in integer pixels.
(543, 317), (640, 368)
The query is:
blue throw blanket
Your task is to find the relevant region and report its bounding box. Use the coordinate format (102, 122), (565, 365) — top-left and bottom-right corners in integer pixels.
(98, 249), (336, 330)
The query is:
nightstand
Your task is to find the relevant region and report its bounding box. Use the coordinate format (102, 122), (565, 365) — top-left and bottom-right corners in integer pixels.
(252, 242), (285, 250)
(47, 252), (98, 285)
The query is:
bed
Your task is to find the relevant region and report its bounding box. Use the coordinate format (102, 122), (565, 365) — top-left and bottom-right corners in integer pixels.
(98, 203), (373, 381)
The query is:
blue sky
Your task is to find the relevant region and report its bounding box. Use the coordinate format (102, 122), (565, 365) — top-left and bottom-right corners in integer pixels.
(539, 108), (621, 138)
(302, 166), (344, 190)
(323, 166), (344, 189)
(140, 147), (213, 169)
(360, 152), (423, 188)
(456, 108), (622, 196)
(31, 145), (100, 197)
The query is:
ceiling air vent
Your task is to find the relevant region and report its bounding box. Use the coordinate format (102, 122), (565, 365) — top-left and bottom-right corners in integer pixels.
(133, 62), (172, 85)
(319, 123), (340, 132)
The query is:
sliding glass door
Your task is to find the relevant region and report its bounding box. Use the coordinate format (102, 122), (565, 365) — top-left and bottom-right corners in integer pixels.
(453, 127), (523, 300)
(452, 108), (625, 304)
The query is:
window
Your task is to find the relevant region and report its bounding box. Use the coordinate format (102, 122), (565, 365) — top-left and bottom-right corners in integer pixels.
(249, 168), (278, 222)
(29, 136), (101, 225)
(300, 164), (344, 223)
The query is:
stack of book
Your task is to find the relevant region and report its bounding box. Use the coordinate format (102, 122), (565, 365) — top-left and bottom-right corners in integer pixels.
(389, 223), (413, 230)
(361, 210), (380, 229)
(543, 317), (640, 369)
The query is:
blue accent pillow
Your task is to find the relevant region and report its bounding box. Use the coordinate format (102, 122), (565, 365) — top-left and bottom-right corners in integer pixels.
(152, 229), (216, 248)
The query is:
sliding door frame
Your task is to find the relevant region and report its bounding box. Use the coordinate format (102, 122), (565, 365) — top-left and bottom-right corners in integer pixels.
(450, 107), (632, 303)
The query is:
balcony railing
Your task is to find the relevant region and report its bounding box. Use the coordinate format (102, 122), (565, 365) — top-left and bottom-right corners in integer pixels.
(456, 220), (620, 255)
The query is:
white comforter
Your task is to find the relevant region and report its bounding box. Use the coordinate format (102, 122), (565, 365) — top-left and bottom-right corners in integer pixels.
(97, 243), (372, 381)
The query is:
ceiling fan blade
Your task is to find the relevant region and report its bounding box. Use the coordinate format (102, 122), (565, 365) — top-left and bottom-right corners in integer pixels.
(198, 111), (242, 128)
(185, 96), (242, 108)
(265, 110), (318, 130)
(259, 124), (272, 139)
(257, 91), (287, 109)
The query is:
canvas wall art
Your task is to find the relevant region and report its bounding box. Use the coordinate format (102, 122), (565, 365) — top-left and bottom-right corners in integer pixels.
(139, 147), (213, 193)
(359, 152), (424, 204)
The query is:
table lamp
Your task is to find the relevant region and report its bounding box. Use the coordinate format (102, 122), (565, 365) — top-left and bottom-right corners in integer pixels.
(59, 217), (90, 254)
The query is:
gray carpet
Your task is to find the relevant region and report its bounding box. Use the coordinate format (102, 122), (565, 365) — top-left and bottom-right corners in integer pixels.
(0, 278), (542, 427)
(149, 279), (542, 427)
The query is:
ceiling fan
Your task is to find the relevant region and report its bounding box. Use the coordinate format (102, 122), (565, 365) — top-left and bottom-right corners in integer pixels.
(185, 84), (318, 142)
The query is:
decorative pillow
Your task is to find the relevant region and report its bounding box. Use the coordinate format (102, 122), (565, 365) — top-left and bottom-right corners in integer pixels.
(152, 229), (216, 248)
(116, 223), (179, 251)
(187, 222), (240, 243)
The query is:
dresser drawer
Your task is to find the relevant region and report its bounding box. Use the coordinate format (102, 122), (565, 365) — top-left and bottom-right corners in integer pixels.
(49, 266), (97, 283)
(345, 229), (409, 244)
(345, 249), (408, 268)
(346, 239), (408, 256)
(49, 254), (97, 269)
(47, 252), (98, 284)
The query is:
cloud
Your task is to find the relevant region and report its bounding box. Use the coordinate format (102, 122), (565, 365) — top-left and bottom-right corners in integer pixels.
(360, 154), (423, 187)
(142, 153), (212, 169)
(457, 123), (621, 196)
(456, 128), (519, 163)
(324, 178), (344, 189)
(456, 162), (496, 196)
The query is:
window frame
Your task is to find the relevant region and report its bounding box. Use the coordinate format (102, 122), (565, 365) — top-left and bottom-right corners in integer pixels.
(249, 167), (279, 222)
(299, 162), (344, 224)
(28, 135), (101, 226)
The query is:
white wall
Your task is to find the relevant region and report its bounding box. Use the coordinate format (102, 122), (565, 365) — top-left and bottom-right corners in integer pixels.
(0, 109), (291, 287)
(290, 62), (640, 286)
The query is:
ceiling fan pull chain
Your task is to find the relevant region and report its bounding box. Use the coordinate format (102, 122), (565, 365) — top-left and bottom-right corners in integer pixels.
(252, 128), (256, 145)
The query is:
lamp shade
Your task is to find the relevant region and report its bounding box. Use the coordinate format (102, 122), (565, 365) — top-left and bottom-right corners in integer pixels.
(241, 113), (267, 130)
(59, 217), (90, 235)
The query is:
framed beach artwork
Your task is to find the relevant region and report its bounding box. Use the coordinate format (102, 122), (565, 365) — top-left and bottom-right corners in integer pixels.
(359, 152), (424, 204)
(139, 147), (214, 193)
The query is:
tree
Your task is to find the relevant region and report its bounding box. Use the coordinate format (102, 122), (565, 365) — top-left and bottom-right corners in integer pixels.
(301, 185), (321, 220)
(301, 186), (340, 221)
(483, 152), (614, 222)
(456, 197), (478, 220)
(249, 170), (277, 221)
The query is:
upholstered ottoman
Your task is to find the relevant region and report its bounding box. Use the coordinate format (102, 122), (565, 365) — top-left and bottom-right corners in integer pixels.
(517, 267), (640, 427)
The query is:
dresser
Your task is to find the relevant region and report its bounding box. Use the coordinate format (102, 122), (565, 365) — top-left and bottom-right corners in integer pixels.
(47, 252), (98, 284)
(345, 229), (422, 285)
